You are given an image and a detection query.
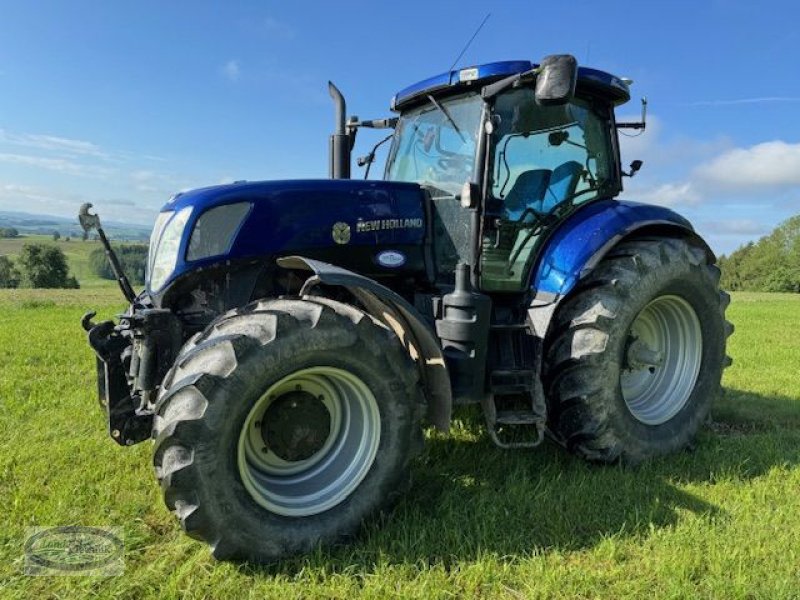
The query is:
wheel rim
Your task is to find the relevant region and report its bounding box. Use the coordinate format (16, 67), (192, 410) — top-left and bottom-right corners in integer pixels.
(237, 366), (381, 517)
(620, 295), (703, 425)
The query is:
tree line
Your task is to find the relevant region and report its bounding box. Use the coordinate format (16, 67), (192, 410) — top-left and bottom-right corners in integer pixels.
(718, 214), (800, 292)
(0, 244), (79, 288)
(87, 245), (147, 285)
(0, 243), (148, 289)
(2, 218), (797, 293)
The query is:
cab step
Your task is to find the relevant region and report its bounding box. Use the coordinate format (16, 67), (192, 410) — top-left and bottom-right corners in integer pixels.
(496, 410), (541, 426)
(482, 368), (546, 449)
(489, 369), (534, 394)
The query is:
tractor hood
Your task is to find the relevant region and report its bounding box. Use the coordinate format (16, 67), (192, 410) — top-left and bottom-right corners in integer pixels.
(147, 179), (427, 294)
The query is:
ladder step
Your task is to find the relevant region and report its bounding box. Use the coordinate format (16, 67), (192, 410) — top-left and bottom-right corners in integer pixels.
(491, 369), (535, 377)
(496, 410), (541, 426)
(490, 369), (534, 394)
(492, 383), (531, 394)
(482, 369), (546, 449)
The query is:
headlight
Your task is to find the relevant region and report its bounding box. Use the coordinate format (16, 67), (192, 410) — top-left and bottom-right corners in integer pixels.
(148, 207), (192, 291)
(187, 202), (251, 261)
(146, 210), (172, 282)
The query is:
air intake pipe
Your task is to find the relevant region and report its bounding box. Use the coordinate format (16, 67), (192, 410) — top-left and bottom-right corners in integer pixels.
(328, 81), (351, 179)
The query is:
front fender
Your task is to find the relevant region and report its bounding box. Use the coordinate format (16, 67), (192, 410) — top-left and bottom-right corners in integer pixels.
(277, 256), (452, 431)
(531, 199), (713, 298)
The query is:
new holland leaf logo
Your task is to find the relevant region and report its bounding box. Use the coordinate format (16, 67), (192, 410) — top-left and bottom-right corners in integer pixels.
(332, 222), (351, 245)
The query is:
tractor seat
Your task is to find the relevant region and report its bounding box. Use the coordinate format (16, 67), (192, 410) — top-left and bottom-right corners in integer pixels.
(502, 169), (551, 221)
(543, 161), (584, 212)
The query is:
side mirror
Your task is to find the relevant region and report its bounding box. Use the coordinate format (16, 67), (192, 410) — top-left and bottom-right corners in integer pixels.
(548, 131), (569, 146)
(623, 160), (644, 178)
(535, 54), (578, 106)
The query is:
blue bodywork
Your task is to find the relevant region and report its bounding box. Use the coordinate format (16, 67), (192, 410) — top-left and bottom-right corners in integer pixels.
(392, 60), (631, 110)
(155, 179), (426, 293)
(531, 199), (704, 297)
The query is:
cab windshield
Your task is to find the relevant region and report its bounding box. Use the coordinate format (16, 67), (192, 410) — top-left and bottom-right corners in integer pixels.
(385, 94), (484, 197)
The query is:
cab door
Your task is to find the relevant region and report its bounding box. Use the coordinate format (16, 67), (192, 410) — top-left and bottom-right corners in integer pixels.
(480, 89), (617, 292)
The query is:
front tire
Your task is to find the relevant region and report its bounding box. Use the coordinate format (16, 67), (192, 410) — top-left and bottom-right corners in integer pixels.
(152, 297), (423, 562)
(544, 237), (733, 464)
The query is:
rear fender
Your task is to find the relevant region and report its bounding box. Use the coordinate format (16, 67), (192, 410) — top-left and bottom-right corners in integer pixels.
(527, 199), (714, 339)
(277, 256), (452, 430)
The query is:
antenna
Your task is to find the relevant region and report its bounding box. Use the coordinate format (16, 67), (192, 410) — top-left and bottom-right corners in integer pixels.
(448, 13), (491, 72)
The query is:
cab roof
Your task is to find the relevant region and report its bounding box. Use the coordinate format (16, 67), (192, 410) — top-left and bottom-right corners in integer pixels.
(391, 60), (631, 111)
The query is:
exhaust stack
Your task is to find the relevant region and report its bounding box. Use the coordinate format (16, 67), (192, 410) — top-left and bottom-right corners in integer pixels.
(328, 81), (351, 179)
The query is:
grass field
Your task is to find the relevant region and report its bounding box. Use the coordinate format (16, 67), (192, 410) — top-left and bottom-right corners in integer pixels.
(0, 234), (139, 288)
(0, 290), (798, 598)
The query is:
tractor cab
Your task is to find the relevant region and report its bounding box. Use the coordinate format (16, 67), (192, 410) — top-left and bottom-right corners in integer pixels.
(382, 58), (631, 291)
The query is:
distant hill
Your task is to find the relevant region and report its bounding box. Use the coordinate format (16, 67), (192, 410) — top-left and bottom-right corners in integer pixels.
(719, 215), (800, 293)
(0, 210), (151, 241)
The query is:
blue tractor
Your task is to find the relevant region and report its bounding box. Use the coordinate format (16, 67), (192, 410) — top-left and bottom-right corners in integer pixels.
(81, 55), (731, 563)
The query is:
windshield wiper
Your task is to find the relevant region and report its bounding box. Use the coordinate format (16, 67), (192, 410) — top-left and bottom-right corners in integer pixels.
(426, 95), (466, 142)
(482, 66), (541, 99)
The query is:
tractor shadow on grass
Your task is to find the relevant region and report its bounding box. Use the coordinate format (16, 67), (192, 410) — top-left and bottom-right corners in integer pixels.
(242, 387), (800, 576)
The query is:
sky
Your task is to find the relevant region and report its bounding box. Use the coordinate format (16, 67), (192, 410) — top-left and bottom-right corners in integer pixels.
(0, 0), (798, 254)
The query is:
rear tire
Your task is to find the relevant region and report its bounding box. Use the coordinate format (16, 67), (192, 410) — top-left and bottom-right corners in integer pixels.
(152, 297), (423, 563)
(543, 237), (733, 464)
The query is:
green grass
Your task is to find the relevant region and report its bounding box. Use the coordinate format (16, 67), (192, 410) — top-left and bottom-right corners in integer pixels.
(0, 291), (798, 598)
(0, 234), (138, 288)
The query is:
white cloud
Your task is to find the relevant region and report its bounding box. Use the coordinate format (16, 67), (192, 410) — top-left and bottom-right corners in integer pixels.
(616, 114), (733, 173)
(626, 181), (702, 207)
(618, 128), (799, 254)
(127, 169), (188, 195)
(0, 182), (83, 216)
(132, 171), (191, 188)
(0, 128), (107, 158)
(624, 138), (800, 210)
(222, 59), (241, 82)
(696, 140), (800, 188)
(617, 114), (662, 159)
(0, 128), (172, 169)
(683, 97), (800, 107)
(0, 183), (57, 204)
(701, 218), (769, 236)
(0, 181), (156, 226)
(105, 198), (136, 207)
(0, 152), (113, 177)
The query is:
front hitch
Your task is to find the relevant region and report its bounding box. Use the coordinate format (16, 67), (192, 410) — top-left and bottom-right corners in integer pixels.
(85, 314), (153, 446)
(83, 306), (183, 446)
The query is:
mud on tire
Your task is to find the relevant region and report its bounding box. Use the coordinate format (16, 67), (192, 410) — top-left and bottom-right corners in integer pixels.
(152, 296), (424, 563)
(543, 237), (733, 464)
